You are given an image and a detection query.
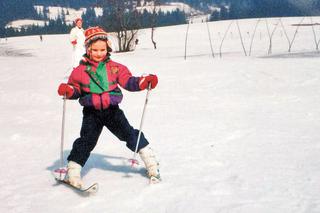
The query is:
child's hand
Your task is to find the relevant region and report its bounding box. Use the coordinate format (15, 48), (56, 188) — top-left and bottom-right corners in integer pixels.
(58, 83), (74, 98)
(139, 74), (158, 90)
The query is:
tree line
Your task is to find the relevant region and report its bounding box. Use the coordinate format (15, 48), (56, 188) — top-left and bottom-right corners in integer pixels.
(0, 0), (187, 38)
(210, 0), (320, 21)
(3, 0), (320, 37)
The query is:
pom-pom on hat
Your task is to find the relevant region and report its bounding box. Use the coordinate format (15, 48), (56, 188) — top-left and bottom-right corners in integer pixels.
(84, 26), (112, 52)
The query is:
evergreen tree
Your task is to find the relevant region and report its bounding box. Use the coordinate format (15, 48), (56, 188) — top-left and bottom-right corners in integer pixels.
(210, 10), (220, 21)
(220, 5), (229, 20)
(0, 0), (38, 36)
(82, 7), (99, 28)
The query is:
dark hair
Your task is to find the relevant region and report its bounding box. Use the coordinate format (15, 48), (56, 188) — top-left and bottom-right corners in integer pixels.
(86, 37), (112, 52)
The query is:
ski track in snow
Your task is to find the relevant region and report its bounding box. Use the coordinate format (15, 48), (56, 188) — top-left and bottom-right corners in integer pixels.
(0, 17), (320, 213)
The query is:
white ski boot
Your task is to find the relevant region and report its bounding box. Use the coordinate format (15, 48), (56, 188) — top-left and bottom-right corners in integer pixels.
(66, 161), (83, 188)
(139, 146), (161, 182)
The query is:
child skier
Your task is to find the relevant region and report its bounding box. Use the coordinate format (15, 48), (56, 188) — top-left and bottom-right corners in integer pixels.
(58, 26), (160, 188)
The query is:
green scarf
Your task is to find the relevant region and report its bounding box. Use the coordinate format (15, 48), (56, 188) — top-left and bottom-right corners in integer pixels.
(85, 57), (110, 93)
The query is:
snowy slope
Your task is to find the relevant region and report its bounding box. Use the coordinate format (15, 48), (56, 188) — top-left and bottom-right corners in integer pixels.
(136, 2), (196, 14)
(0, 17), (320, 213)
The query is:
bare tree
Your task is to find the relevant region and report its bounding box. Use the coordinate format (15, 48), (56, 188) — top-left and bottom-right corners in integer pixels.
(249, 19), (261, 56)
(288, 17), (305, 52)
(101, 0), (140, 52)
(310, 17), (320, 51)
(310, 17), (318, 51)
(265, 18), (280, 55)
(236, 20), (247, 56)
(150, 0), (160, 49)
(219, 20), (234, 58)
(280, 17), (305, 53)
(206, 21), (215, 58)
(280, 19), (290, 50)
(184, 18), (191, 60)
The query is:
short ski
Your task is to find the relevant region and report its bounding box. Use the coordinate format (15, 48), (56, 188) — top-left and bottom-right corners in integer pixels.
(52, 168), (98, 193)
(149, 176), (161, 184)
(56, 178), (99, 193)
(148, 173), (161, 184)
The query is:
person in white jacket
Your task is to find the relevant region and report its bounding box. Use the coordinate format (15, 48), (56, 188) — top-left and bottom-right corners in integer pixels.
(70, 18), (85, 68)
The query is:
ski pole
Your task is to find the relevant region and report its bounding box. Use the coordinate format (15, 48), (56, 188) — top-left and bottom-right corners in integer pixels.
(56, 95), (67, 179)
(129, 84), (152, 167)
(60, 96), (66, 168)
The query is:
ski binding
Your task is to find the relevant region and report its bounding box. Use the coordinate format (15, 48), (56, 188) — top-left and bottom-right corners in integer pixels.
(53, 168), (98, 193)
(149, 175), (161, 184)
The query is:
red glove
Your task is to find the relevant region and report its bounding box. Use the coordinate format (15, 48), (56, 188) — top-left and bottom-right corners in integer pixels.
(139, 74), (158, 90)
(71, 40), (77, 45)
(58, 83), (74, 98)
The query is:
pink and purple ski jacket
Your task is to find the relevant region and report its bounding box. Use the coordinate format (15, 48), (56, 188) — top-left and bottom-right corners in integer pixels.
(67, 55), (141, 110)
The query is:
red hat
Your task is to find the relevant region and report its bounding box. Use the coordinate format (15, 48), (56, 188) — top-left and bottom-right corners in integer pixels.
(74, 18), (82, 24)
(84, 26), (111, 50)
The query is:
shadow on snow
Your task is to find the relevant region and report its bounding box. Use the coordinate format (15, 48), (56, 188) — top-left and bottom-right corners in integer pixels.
(47, 150), (147, 179)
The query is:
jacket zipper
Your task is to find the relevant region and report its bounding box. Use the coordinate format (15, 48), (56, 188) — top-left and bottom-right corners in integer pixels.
(100, 95), (103, 110)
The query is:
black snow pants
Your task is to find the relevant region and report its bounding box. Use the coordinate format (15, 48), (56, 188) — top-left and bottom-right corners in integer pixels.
(67, 105), (149, 167)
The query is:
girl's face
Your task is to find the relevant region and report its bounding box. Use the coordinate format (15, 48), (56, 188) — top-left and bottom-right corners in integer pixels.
(76, 20), (82, 28)
(89, 40), (108, 62)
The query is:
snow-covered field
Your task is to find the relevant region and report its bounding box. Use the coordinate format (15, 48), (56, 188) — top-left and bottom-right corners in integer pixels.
(0, 17), (320, 213)
(137, 2), (196, 14)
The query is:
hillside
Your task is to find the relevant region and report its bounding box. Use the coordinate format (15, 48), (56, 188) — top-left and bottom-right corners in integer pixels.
(3, 0), (320, 37)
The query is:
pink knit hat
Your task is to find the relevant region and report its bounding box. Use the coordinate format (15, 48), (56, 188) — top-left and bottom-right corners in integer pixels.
(74, 18), (82, 24)
(84, 26), (112, 51)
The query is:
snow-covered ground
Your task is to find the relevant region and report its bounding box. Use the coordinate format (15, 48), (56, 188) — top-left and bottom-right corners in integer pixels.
(5, 19), (49, 30)
(0, 17), (320, 213)
(136, 2), (197, 14)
